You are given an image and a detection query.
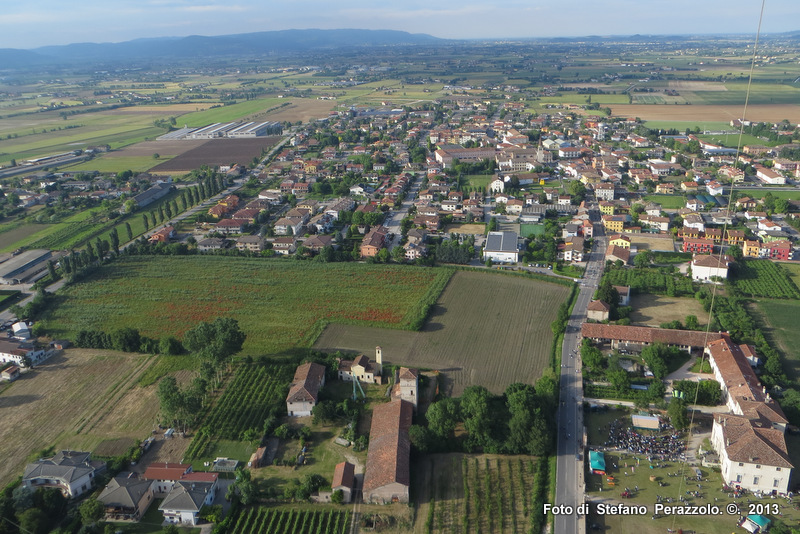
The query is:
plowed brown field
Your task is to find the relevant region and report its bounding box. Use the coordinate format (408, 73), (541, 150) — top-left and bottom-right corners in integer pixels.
(314, 271), (569, 396)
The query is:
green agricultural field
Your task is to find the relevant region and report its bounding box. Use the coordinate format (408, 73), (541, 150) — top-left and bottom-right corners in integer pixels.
(229, 508), (351, 534)
(734, 189), (800, 201)
(413, 453), (545, 534)
(781, 262), (800, 288)
(643, 120), (731, 131)
(63, 155), (174, 174)
(753, 299), (800, 381)
(731, 259), (800, 299)
(177, 98), (287, 127)
(39, 257), (452, 356)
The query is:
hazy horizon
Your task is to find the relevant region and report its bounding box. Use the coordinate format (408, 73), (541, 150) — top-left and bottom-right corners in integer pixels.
(4, 0), (799, 50)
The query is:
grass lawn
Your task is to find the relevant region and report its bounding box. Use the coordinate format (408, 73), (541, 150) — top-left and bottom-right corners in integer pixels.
(520, 223), (545, 237)
(643, 194), (686, 209)
(464, 174), (493, 190)
(734, 189), (800, 201)
(39, 256), (452, 356)
(782, 262), (800, 288)
(753, 299), (800, 381)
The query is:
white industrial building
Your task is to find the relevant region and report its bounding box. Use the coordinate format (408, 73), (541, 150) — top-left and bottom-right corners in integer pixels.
(482, 231), (519, 263)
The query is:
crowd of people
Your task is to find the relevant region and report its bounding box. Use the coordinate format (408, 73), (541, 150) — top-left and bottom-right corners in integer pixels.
(604, 418), (686, 460)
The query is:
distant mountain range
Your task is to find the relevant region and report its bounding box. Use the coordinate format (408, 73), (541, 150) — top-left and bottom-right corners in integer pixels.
(0, 29), (445, 69)
(3, 28), (800, 71)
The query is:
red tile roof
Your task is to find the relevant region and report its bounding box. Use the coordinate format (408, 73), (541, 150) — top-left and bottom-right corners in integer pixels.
(332, 461), (355, 490)
(581, 323), (722, 349)
(286, 362), (326, 404)
(143, 463), (191, 481)
(362, 400), (413, 496)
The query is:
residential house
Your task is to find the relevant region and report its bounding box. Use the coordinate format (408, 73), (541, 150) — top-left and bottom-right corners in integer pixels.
(682, 238), (715, 254)
(197, 238), (228, 252)
(601, 215), (626, 233)
(655, 183), (674, 194)
(232, 208), (262, 223)
(683, 213), (706, 232)
(742, 240), (762, 258)
(235, 235), (264, 253)
(143, 463), (192, 496)
(159, 473), (218, 526)
(681, 181), (699, 192)
(98, 477), (155, 521)
(272, 237), (297, 255)
(563, 237), (584, 263)
(362, 399), (413, 504)
(149, 226), (175, 243)
(273, 217), (304, 236)
(286, 362), (326, 417)
(764, 240), (793, 261)
(22, 451), (105, 498)
(593, 182), (615, 201)
(361, 227), (388, 258)
(404, 242), (428, 261)
(213, 219), (245, 235)
(691, 254), (733, 282)
(638, 215), (669, 232)
(338, 347), (383, 384)
(304, 235), (334, 253)
(608, 235), (631, 249)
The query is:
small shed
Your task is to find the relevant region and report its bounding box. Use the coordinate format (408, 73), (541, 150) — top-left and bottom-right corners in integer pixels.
(212, 457), (239, 472)
(248, 447), (266, 468)
(589, 451), (606, 475)
(332, 461), (356, 503)
(1, 364), (20, 382)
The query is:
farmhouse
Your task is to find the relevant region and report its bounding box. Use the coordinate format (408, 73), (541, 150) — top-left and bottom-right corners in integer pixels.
(586, 300), (611, 322)
(286, 362), (327, 417)
(97, 477), (155, 521)
(1, 364), (20, 381)
(362, 399), (413, 504)
(0, 339), (47, 367)
(605, 244), (630, 265)
(580, 323), (722, 352)
(691, 254), (733, 282)
(708, 337), (792, 494)
(339, 346), (383, 384)
(22, 451), (106, 498)
(482, 231), (519, 263)
(392, 367), (420, 410)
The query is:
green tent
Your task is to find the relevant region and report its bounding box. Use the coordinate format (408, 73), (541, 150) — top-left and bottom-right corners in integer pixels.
(589, 450), (606, 475)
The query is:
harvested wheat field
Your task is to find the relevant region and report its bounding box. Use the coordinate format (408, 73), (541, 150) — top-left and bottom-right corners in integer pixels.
(610, 104), (800, 123)
(0, 349), (160, 487)
(314, 271), (570, 396)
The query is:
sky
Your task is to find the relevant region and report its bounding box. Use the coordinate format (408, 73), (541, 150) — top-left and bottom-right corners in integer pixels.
(3, 0), (800, 50)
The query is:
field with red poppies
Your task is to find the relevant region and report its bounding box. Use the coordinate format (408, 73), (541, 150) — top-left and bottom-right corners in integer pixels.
(39, 256), (451, 356)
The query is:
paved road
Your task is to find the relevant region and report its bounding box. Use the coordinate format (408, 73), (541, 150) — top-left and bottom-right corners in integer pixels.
(554, 216), (606, 534)
(384, 173), (424, 251)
